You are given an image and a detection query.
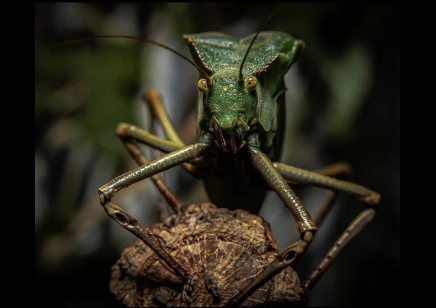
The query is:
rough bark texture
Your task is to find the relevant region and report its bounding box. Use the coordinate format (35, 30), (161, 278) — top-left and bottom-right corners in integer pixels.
(110, 202), (306, 307)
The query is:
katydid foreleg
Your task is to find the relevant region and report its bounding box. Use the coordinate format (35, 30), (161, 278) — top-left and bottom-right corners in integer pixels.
(221, 139), (318, 306)
(117, 137), (182, 212)
(98, 138), (212, 279)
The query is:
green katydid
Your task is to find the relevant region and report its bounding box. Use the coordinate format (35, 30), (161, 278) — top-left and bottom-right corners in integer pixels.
(95, 20), (381, 305)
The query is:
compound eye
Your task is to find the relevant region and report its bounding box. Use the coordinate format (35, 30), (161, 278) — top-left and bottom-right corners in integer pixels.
(244, 76), (257, 91)
(197, 78), (209, 92)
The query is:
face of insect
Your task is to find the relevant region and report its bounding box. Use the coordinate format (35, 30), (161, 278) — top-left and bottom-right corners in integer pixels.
(197, 70), (257, 153)
(185, 32), (305, 155)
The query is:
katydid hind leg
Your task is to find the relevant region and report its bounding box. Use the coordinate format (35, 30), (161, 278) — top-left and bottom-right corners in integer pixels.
(277, 162), (352, 226)
(310, 161), (353, 180)
(305, 162), (353, 226)
(311, 190), (338, 227)
(274, 162), (380, 206)
(302, 208), (376, 292)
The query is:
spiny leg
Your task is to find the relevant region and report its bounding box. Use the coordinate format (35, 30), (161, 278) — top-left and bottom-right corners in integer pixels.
(119, 137), (182, 212)
(224, 138), (318, 306)
(102, 200), (190, 282)
(273, 162), (380, 206)
(274, 162), (380, 293)
(310, 161), (353, 180)
(309, 190), (337, 227)
(274, 161), (380, 243)
(101, 89), (213, 280)
(99, 139), (212, 281)
(117, 139), (189, 283)
(116, 123), (207, 177)
(276, 162), (353, 226)
(120, 94), (190, 205)
(304, 162), (353, 226)
(99, 141), (210, 202)
(302, 208), (376, 292)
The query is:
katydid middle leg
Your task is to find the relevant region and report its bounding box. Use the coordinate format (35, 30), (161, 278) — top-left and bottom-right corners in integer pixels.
(302, 208), (376, 292)
(116, 89), (208, 177)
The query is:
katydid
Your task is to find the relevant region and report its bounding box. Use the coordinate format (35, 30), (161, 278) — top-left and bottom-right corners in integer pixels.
(95, 22), (380, 305)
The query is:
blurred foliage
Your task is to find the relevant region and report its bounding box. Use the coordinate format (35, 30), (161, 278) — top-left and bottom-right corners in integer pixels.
(36, 41), (139, 155)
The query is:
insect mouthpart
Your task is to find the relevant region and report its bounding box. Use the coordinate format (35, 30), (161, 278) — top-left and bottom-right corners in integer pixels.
(210, 115), (249, 153)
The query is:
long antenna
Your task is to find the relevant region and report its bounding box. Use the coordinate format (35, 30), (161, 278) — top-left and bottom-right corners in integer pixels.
(238, 7), (280, 82)
(46, 35), (211, 79)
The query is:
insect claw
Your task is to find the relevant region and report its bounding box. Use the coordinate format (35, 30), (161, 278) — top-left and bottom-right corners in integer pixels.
(98, 191), (109, 205)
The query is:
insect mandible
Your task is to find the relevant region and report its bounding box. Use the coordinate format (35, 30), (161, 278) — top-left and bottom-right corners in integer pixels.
(94, 11), (381, 307)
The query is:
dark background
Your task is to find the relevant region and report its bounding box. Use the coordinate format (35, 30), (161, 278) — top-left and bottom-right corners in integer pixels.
(35, 3), (400, 307)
